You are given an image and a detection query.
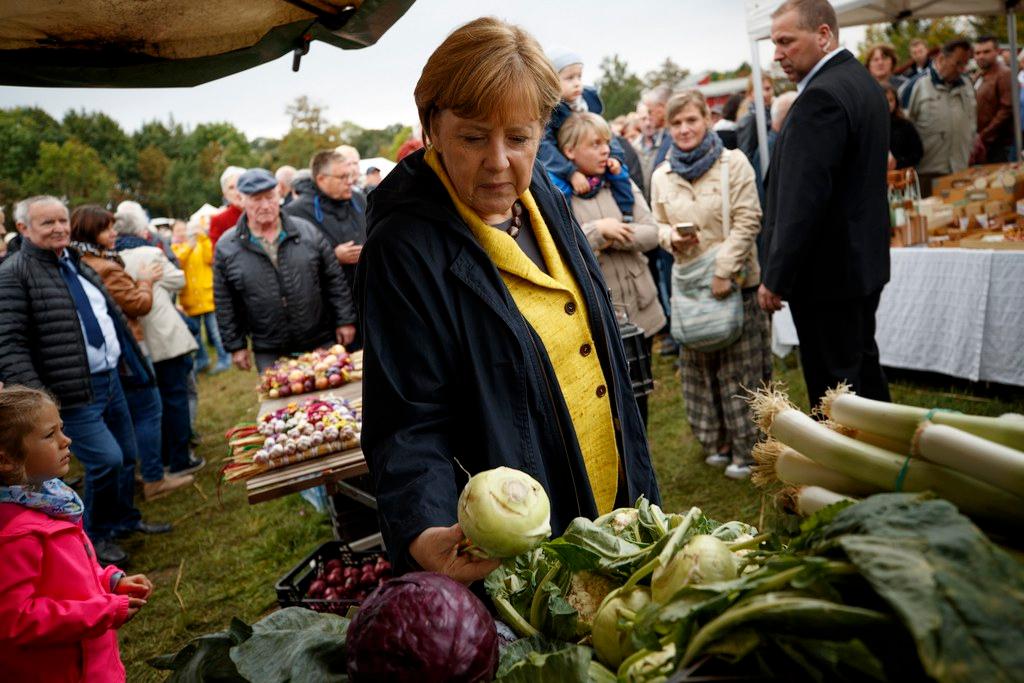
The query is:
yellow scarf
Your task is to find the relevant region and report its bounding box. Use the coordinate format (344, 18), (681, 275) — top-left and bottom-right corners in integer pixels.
(425, 148), (619, 513)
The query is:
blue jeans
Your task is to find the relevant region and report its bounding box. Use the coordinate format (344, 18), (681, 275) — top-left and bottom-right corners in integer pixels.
(191, 311), (228, 367)
(61, 371), (143, 540)
(124, 380), (165, 482)
(155, 354), (194, 472)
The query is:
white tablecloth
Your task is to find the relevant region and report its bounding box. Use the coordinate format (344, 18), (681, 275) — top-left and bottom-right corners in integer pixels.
(771, 248), (1024, 387)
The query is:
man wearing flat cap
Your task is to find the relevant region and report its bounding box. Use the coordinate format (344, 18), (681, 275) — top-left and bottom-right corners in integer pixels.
(213, 168), (357, 373)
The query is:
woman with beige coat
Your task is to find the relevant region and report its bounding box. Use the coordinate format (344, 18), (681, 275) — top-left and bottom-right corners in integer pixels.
(560, 112), (665, 425)
(651, 90), (771, 479)
(114, 207), (205, 480)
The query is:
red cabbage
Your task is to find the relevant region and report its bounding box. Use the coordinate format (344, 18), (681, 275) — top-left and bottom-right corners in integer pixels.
(346, 571), (498, 682)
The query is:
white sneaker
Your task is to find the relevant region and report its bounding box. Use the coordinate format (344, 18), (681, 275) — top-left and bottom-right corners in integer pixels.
(704, 453), (731, 468)
(724, 463), (752, 480)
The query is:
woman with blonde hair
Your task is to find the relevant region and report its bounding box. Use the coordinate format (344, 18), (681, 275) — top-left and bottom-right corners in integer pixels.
(557, 112), (664, 424)
(356, 17), (660, 583)
(651, 90), (771, 480)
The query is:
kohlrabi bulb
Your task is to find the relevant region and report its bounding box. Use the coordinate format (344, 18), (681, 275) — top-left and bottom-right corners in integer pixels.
(457, 467), (551, 558)
(651, 534), (737, 604)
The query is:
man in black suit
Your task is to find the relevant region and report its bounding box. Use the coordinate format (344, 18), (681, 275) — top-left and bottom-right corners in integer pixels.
(759, 0), (892, 408)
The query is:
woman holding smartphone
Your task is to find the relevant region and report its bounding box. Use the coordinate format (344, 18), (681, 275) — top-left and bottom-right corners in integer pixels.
(650, 90), (771, 480)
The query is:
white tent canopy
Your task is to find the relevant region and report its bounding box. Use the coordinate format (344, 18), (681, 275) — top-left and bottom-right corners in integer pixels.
(359, 157), (397, 179)
(744, 0), (1022, 177)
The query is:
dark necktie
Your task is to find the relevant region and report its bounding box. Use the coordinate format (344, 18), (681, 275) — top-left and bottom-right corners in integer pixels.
(58, 259), (105, 349)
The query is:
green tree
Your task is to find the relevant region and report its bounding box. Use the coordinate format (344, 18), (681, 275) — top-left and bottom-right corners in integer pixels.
(286, 95), (329, 136)
(61, 109), (137, 190)
(272, 128), (323, 169)
(597, 54), (645, 119)
(250, 137), (280, 169)
(351, 123), (404, 158)
(163, 157), (211, 218)
(136, 145), (172, 215)
(0, 107), (63, 208)
(21, 138), (116, 206)
(268, 97), (350, 169)
(644, 58), (689, 89)
(710, 62), (752, 82)
(133, 119), (187, 159)
(968, 15), (1024, 45)
(861, 18), (964, 62)
(181, 122), (255, 167)
(335, 121), (364, 145)
(386, 126), (413, 161)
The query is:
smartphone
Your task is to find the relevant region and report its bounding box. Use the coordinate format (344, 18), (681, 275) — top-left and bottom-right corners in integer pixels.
(674, 222), (697, 236)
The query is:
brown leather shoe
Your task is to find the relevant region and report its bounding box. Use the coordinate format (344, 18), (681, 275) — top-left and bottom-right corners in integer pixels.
(143, 474), (196, 501)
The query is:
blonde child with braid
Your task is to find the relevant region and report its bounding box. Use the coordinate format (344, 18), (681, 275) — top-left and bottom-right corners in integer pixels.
(0, 385), (152, 682)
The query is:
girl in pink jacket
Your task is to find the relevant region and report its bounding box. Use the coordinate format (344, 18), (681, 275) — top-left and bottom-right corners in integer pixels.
(0, 385), (153, 682)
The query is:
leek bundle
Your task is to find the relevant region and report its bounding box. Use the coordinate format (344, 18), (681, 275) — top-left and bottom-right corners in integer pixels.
(778, 485), (856, 516)
(913, 422), (1024, 498)
(752, 440), (882, 497)
(749, 386), (1024, 527)
(821, 384), (1024, 450)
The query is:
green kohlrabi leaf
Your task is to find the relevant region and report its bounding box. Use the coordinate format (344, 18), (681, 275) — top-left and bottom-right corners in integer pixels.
(544, 594), (579, 643)
(487, 551), (551, 638)
(710, 520), (759, 542)
(496, 636), (592, 683)
(634, 497), (672, 544)
(542, 518), (647, 574)
(591, 498), (676, 547)
(229, 607), (349, 683)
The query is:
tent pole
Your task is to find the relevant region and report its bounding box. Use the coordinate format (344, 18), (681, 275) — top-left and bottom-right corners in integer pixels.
(749, 38), (771, 180)
(1009, 9), (1022, 161)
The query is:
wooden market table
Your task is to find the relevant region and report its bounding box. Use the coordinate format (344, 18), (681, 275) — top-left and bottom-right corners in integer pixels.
(246, 379), (382, 551)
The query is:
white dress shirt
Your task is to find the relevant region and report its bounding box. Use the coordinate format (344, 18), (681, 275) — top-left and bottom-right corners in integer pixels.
(60, 253), (121, 373)
(797, 48), (846, 94)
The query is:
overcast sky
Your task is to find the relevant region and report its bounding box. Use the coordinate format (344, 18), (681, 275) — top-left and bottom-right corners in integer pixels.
(0, 0), (866, 138)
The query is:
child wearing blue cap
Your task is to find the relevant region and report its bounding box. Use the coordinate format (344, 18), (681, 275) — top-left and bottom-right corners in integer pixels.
(540, 46), (635, 222)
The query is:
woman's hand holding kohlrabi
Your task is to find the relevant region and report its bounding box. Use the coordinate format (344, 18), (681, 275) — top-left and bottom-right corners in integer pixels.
(409, 524), (501, 585)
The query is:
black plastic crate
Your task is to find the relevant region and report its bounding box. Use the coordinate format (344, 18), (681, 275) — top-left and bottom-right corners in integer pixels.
(276, 540), (389, 614)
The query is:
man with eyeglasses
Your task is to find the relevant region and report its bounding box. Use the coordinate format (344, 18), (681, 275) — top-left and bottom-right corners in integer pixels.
(901, 39), (977, 196)
(214, 169), (356, 373)
(284, 150), (367, 292)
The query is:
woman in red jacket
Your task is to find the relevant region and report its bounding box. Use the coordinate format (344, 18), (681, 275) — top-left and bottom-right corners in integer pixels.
(0, 385), (153, 682)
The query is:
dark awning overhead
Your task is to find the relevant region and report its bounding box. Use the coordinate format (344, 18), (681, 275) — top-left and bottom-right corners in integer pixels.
(0, 0), (414, 88)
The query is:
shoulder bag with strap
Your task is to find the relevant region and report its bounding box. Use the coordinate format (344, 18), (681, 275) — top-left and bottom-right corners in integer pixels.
(669, 153), (744, 352)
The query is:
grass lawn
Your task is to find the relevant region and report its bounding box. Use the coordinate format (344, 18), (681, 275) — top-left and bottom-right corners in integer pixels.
(117, 348), (1024, 680)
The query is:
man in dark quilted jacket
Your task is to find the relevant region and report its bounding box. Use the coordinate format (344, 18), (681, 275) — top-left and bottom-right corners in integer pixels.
(0, 195), (172, 566)
(213, 169), (357, 374)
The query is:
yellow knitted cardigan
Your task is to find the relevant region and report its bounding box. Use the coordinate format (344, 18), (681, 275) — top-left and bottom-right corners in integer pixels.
(425, 148), (619, 513)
